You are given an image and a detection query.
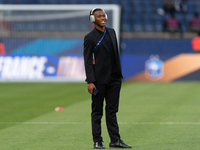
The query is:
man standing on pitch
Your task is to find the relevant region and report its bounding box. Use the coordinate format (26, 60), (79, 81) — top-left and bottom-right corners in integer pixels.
(83, 8), (132, 149)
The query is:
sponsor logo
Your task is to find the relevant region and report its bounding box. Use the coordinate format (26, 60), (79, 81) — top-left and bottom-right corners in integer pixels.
(0, 56), (85, 80)
(0, 56), (49, 79)
(145, 55), (163, 80)
(57, 56), (85, 79)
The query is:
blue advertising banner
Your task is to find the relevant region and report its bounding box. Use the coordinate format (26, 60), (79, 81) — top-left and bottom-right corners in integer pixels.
(0, 37), (197, 82)
(0, 38), (86, 81)
(0, 55), (85, 81)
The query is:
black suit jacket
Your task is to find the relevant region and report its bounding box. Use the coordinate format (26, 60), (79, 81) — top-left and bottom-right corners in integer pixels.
(83, 27), (123, 84)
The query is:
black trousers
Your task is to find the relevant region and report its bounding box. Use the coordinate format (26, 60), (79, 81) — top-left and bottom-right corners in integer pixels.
(91, 79), (121, 143)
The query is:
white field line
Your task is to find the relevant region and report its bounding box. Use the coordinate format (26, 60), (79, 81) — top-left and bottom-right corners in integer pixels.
(1, 122), (200, 125)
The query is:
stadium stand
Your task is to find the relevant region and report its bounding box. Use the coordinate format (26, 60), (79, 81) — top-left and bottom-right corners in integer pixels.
(0, 0), (199, 33)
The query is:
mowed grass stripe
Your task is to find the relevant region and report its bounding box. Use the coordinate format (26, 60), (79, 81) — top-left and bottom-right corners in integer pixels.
(119, 82), (200, 122)
(118, 82), (200, 150)
(0, 100), (92, 150)
(0, 82), (200, 149)
(1, 122), (200, 125)
(0, 82), (89, 130)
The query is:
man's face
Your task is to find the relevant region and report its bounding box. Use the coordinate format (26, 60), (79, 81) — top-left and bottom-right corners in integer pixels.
(93, 10), (106, 27)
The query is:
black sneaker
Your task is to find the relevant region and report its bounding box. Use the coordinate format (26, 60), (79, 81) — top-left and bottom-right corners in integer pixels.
(109, 139), (132, 148)
(94, 141), (105, 149)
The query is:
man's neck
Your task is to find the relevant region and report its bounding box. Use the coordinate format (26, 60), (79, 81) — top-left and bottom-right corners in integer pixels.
(95, 25), (105, 32)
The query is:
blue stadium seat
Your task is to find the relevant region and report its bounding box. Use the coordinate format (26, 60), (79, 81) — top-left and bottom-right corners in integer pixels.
(111, 0), (119, 4)
(154, 22), (163, 32)
(2, 0), (199, 32)
(154, 0), (163, 7)
(37, 0), (47, 4)
(22, 0), (36, 4)
(121, 22), (131, 32)
(2, 0), (14, 4)
(144, 23), (155, 32)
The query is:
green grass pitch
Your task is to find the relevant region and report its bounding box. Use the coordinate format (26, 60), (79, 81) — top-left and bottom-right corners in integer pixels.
(0, 81), (200, 150)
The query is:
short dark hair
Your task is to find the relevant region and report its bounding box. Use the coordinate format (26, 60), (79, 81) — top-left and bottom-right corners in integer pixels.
(90, 8), (103, 15)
